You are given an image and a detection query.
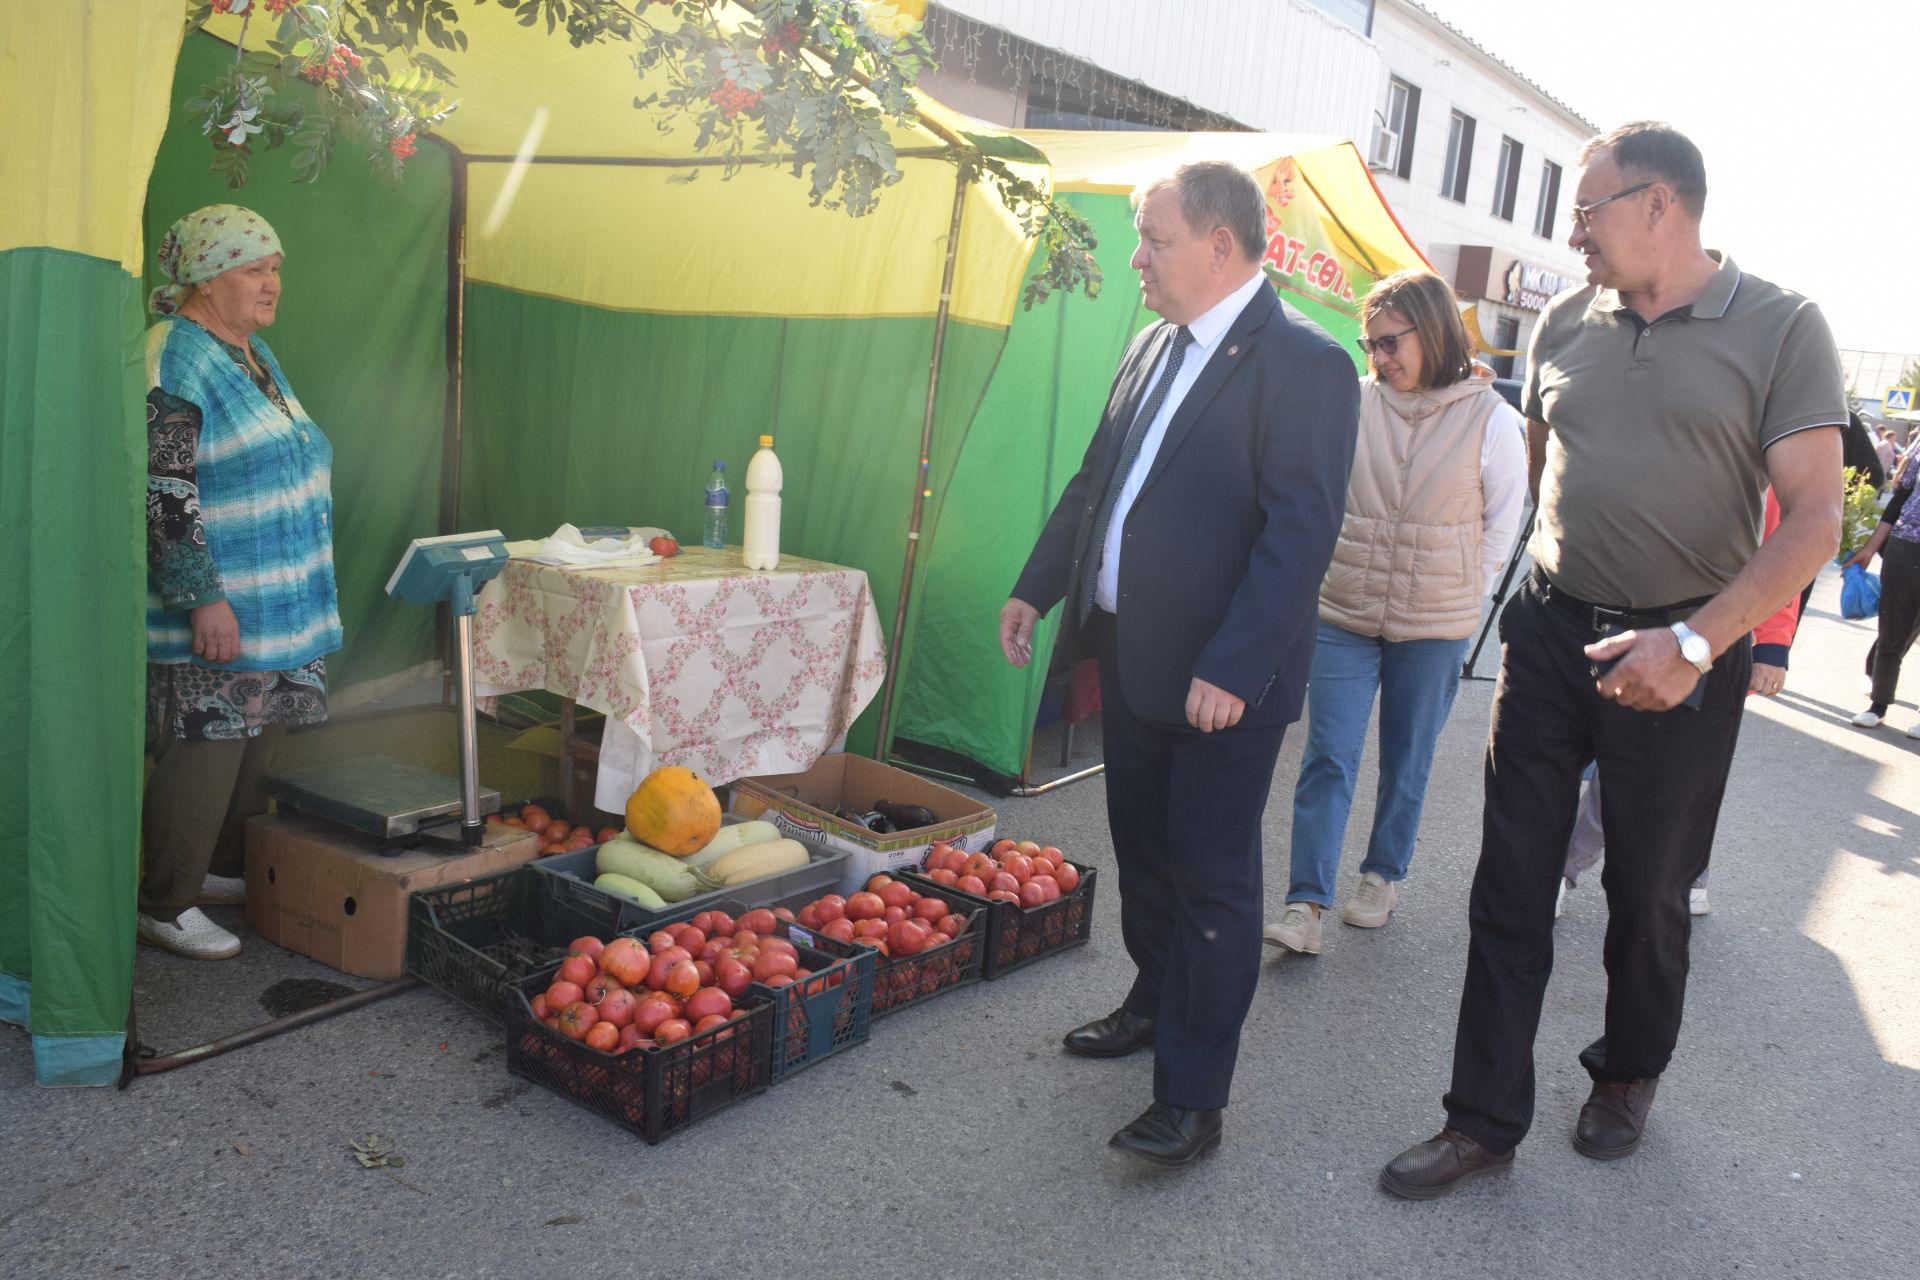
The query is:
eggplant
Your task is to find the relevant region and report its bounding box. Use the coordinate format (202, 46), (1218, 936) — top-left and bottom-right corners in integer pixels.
(873, 799), (937, 831)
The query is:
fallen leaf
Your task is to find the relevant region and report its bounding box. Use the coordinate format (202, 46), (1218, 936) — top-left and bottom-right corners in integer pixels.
(230, 1141), (250, 1156)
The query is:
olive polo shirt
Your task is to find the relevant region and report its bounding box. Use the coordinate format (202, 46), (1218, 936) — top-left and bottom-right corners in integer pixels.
(1523, 251), (1846, 608)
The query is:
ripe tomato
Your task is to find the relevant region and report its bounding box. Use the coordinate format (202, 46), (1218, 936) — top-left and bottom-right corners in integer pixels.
(556, 1001), (597, 1041)
(691, 910), (718, 935)
(715, 959), (753, 998)
(693, 960), (715, 987)
(730, 929), (759, 950)
(760, 937), (799, 962)
(912, 896), (949, 923)
(991, 839), (1017, 856)
(693, 1013), (729, 1035)
(558, 953), (596, 988)
(597, 987), (638, 1028)
(499, 815), (527, 829)
(797, 905), (821, 930)
(853, 936), (891, 958)
(772, 907), (796, 923)
(708, 911), (737, 937)
(937, 913), (964, 938)
(888, 919), (930, 956)
(882, 905), (908, 925)
(821, 918), (856, 943)
(752, 952), (798, 983)
(763, 974), (796, 988)
(545, 820), (573, 842)
(989, 872), (1020, 895)
(1002, 853), (1034, 882)
(1029, 874), (1061, 902)
(1055, 862), (1081, 892)
(618, 1023), (646, 1051)
(568, 936), (606, 961)
(655, 1018), (691, 1045)
(684, 987), (732, 1022)
(956, 874), (987, 897)
(1018, 881), (1047, 908)
(647, 929), (679, 955)
(738, 908), (778, 936)
(812, 894), (847, 924)
(599, 940), (652, 990)
(530, 993), (551, 1020)
(929, 868), (959, 886)
(987, 889), (1021, 904)
(878, 882), (915, 909)
(865, 874), (894, 893)
(597, 826), (621, 844)
(585, 1020), (620, 1053)
(845, 891), (885, 921)
(672, 925), (707, 953)
(1016, 839), (1041, 856)
(1038, 846), (1065, 868)
(582, 972), (623, 1004)
(962, 853), (998, 881)
(520, 805), (552, 834)
(544, 980), (584, 1009)
(852, 918), (890, 939)
(665, 960), (700, 998)
(632, 995), (676, 1035)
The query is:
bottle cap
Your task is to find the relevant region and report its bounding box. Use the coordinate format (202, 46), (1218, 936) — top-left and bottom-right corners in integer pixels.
(712, 460), (724, 469)
(759, 434), (774, 447)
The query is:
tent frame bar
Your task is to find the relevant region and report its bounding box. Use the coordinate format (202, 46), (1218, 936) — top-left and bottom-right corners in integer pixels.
(122, 978), (421, 1083)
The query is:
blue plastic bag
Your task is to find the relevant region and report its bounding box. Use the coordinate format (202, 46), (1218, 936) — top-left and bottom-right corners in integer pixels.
(1840, 562), (1882, 620)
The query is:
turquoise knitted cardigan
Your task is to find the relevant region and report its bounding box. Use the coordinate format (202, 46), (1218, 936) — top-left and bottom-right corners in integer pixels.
(145, 318), (342, 671)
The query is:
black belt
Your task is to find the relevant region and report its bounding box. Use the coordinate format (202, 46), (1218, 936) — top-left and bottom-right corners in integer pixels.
(1531, 568), (1714, 632)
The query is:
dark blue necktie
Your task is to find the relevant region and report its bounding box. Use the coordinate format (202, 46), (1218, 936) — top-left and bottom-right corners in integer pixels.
(1081, 325), (1193, 621)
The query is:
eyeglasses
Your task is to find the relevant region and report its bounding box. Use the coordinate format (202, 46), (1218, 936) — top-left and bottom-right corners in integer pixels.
(1568, 181), (1654, 229)
(1357, 325), (1417, 357)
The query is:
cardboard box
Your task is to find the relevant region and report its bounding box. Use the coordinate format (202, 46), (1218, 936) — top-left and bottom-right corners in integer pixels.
(245, 813), (540, 981)
(505, 719), (622, 827)
(730, 754), (995, 895)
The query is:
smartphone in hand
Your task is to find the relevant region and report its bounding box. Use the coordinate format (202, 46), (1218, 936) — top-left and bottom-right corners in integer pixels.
(1589, 625), (1705, 709)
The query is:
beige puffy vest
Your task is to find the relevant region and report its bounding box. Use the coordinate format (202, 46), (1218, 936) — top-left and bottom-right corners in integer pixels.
(1319, 371), (1503, 642)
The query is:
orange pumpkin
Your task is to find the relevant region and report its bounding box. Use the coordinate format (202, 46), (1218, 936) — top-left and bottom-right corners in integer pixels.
(624, 766), (721, 856)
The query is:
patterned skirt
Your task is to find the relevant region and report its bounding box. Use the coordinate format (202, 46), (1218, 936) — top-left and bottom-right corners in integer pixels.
(147, 658), (329, 746)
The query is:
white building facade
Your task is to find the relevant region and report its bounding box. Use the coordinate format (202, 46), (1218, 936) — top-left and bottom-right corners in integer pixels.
(923, 0), (1598, 378)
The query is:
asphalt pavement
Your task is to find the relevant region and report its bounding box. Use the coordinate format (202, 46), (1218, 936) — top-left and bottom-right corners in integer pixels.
(3, 561), (1915, 1279)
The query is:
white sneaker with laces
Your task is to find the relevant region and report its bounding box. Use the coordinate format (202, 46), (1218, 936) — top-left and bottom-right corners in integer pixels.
(137, 907), (241, 960)
(1342, 872), (1398, 928)
(1689, 884), (1711, 916)
(1850, 708), (1884, 728)
(1262, 902), (1322, 954)
(1906, 720), (1920, 741)
(197, 874), (246, 906)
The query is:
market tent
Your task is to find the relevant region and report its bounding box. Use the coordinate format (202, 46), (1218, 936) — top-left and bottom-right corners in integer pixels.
(2, 1), (1040, 1087)
(889, 131), (1433, 782)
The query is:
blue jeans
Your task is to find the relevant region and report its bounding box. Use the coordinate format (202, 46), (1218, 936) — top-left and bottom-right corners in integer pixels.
(1288, 620), (1468, 907)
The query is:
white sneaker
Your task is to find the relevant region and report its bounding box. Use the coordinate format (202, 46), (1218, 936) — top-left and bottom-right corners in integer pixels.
(1342, 872), (1398, 928)
(1906, 721), (1920, 741)
(1850, 708), (1884, 728)
(1689, 884), (1711, 916)
(1555, 877), (1572, 921)
(138, 907), (241, 960)
(1262, 903), (1322, 954)
(197, 874), (246, 906)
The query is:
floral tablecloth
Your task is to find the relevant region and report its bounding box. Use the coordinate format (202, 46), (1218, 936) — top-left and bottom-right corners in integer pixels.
(472, 547), (887, 811)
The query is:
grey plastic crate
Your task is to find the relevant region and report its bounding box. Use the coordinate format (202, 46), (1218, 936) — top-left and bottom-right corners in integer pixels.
(529, 826), (847, 934)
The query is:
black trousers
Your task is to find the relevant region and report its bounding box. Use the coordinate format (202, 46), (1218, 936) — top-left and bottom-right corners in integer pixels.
(1869, 537), (1920, 708)
(1090, 610), (1288, 1110)
(1443, 577), (1750, 1152)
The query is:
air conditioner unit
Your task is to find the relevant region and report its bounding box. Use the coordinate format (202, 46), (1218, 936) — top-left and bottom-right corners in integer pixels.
(1369, 125), (1399, 170)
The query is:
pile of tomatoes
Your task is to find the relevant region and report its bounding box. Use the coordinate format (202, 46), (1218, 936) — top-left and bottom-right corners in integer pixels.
(918, 838), (1082, 908)
(528, 907), (825, 1057)
(789, 876), (981, 1014)
(497, 804), (620, 857)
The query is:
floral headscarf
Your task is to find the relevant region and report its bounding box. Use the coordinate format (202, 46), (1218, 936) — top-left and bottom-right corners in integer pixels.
(150, 205), (283, 316)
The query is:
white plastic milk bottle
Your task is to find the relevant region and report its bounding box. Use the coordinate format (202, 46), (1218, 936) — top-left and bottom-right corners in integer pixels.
(741, 434), (783, 570)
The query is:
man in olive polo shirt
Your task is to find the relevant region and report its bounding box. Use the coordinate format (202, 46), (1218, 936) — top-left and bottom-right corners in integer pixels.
(1381, 121), (1845, 1199)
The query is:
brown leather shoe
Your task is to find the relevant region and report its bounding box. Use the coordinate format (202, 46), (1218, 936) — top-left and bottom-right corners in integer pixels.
(1379, 1128), (1515, 1200)
(1573, 1077), (1659, 1160)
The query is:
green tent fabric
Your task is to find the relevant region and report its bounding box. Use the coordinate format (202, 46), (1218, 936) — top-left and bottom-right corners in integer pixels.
(143, 34), (453, 697)
(0, 247), (149, 1085)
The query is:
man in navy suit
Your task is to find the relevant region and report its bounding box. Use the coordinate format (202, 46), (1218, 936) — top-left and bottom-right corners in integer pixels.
(1000, 161), (1360, 1166)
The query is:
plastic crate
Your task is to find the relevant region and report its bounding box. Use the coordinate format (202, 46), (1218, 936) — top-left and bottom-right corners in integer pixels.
(530, 830), (848, 935)
(408, 867), (632, 1025)
(900, 862), (1097, 980)
(505, 965), (773, 1144)
(780, 878), (986, 1019)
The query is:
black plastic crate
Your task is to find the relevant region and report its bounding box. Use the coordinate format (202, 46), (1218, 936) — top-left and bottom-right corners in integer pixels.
(901, 862), (1097, 979)
(408, 867), (629, 1025)
(780, 878), (986, 1019)
(530, 830), (849, 935)
(627, 898), (877, 1084)
(505, 965), (773, 1144)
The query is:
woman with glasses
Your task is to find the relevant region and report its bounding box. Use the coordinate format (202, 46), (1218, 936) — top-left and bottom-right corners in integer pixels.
(1265, 269), (1527, 955)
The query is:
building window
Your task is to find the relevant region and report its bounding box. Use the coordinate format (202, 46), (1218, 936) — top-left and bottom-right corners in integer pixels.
(1376, 76), (1421, 180)
(1533, 161), (1563, 238)
(1441, 110), (1476, 203)
(1492, 136), (1523, 221)
(1493, 316), (1520, 380)
(1301, 0), (1374, 34)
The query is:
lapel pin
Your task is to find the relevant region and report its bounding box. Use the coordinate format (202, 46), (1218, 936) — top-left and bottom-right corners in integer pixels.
(1227, 344), (1240, 356)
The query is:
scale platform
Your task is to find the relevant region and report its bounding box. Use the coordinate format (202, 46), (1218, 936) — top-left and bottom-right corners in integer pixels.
(268, 755), (500, 841)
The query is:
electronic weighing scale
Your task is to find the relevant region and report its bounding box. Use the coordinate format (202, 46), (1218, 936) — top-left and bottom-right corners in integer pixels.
(266, 531), (511, 849)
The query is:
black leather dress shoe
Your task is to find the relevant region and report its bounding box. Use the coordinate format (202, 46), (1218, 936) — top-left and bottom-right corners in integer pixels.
(1062, 1008), (1155, 1058)
(1109, 1101), (1223, 1167)
(1378, 1128), (1515, 1200)
(1573, 1077), (1658, 1160)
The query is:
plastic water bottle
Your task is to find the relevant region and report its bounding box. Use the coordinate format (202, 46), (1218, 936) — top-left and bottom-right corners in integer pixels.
(702, 461), (729, 549)
(742, 435), (782, 570)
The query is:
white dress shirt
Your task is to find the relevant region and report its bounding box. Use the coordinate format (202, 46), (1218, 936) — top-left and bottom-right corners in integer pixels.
(1094, 271), (1270, 613)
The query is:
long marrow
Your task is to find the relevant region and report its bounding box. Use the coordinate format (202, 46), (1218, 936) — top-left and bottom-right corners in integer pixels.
(593, 872), (668, 910)
(596, 837), (703, 902)
(684, 820), (783, 872)
(702, 838), (811, 887)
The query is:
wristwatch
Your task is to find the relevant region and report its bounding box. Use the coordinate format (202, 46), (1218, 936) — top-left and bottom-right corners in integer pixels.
(1669, 622), (1713, 674)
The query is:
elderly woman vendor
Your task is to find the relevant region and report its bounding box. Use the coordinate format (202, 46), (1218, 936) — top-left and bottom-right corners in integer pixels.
(138, 204), (340, 961)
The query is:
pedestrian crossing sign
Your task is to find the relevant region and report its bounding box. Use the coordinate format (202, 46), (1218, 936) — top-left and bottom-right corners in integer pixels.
(1886, 387), (1914, 411)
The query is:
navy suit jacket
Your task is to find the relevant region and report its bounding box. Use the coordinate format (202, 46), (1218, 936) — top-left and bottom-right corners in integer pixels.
(1012, 282), (1360, 729)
